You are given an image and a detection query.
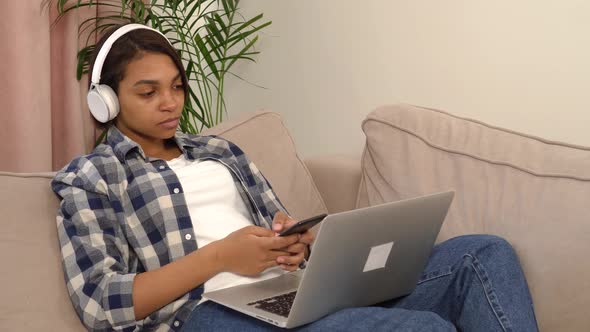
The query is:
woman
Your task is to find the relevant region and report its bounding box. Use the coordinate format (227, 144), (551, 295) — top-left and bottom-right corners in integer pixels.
(53, 24), (539, 331)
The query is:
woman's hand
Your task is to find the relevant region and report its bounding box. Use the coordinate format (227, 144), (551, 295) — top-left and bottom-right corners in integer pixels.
(272, 212), (316, 271)
(214, 225), (300, 276)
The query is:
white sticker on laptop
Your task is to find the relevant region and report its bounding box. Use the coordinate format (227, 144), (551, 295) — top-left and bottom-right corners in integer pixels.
(363, 241), (394, 272)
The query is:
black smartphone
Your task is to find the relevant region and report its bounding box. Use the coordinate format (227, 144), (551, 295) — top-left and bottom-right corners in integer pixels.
(279, 214), (327, 237)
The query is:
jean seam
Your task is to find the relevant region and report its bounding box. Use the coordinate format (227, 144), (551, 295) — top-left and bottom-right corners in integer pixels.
(417, 268), (453, 285)
(463, 253), (512, 332)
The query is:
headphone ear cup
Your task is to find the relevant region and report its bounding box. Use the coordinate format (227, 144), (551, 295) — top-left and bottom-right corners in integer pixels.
(99, 84), (120, 121)
(87, 84), (120, 123)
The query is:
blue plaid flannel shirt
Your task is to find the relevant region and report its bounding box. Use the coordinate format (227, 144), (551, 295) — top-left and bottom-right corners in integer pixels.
(52, 126), (288, 332)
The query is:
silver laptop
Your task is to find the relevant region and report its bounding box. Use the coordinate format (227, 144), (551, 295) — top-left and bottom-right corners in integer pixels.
(202, 191), (454, 329)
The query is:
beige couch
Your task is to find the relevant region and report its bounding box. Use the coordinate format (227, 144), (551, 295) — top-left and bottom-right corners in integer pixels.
(1, 104), (589, 331)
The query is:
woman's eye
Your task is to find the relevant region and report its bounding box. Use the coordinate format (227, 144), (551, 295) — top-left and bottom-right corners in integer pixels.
(174, 84), (184, 90)
(140, 91), (155, 97)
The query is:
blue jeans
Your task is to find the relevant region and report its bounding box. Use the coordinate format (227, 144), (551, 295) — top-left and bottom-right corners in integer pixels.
(182, 235), (538, 331)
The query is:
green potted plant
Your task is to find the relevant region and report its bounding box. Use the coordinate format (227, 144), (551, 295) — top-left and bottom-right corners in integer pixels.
(46, 0), (271, 134)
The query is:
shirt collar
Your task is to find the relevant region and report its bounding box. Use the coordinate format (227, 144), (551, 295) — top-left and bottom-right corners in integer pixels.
(104, 126), (145, 163)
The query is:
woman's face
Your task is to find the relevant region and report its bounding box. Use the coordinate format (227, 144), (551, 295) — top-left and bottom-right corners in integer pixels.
(115, 51), (185, 149)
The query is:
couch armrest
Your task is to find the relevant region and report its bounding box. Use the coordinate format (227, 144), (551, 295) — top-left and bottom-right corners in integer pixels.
(304, 155), (361, 214)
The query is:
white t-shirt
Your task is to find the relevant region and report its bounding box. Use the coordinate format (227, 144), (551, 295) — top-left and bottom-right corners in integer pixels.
(166, 155), (285, 304)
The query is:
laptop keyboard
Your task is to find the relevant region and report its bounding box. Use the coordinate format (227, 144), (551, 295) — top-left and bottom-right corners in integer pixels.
(247, 291), (297, 317)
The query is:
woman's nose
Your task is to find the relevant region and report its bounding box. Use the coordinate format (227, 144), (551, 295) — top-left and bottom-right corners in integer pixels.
(160, 89), (179, 111)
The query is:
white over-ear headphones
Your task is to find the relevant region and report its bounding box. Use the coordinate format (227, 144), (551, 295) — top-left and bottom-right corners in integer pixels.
(87, 23), (172, 123)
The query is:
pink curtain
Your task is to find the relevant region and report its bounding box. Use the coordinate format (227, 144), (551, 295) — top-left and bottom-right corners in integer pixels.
(0, 1), (98, 172)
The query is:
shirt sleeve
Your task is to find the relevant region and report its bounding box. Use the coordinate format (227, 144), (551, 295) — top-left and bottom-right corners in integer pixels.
(247, 158), (290, 219)
(52, 157), (140, 332)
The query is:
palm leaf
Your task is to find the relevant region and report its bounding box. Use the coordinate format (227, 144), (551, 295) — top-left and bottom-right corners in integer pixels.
(194, 34), (220, 80)
(76, 45), (95, 79)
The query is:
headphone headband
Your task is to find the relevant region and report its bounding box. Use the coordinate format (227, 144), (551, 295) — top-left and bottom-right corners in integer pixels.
(90, 23), (172, 85)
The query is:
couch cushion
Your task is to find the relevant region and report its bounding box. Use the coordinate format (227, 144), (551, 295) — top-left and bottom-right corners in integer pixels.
(202, 111), (328, 220)
(0, 172), (85, 331)
(357, 104), (590, 331)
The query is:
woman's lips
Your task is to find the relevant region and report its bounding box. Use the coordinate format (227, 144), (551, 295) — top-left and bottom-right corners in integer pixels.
(159, 117), (180, 129)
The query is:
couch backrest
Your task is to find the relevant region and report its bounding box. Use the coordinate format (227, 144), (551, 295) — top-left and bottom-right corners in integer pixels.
(357, 103), (590, 331)
(202, 111), (328, 220)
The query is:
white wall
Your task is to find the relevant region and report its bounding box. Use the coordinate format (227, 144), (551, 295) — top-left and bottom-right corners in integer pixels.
(224, 0), (590, 158)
